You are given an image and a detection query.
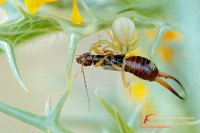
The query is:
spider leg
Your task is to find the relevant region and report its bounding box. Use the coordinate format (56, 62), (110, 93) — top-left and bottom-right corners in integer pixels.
(93, 47), (103, 55)
(102, 47), (119, 55)
(89, 40), (120, 54)
(104, 29), (117, 43)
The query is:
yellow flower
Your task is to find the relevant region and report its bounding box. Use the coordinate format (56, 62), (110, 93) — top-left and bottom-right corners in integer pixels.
(0, 0), (5, 4)
(163, 31), (181, 42)
(70, 0), (84, 25)
(158, 46), (174, 62)
(129, 82), (148, 103)
(149, 30), (181, 42)
(25, 0), (57, 15)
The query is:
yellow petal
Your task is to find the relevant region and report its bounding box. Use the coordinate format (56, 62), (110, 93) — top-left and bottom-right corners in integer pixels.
(163, 31), (181, 42)
(70, 0), (84, 25)
(159, 46), (174, 62)
(128, 82), (148, 103)
(148, 30), (181, 42)
(24, 0), (57, 15)
(0, 0), (5, 4)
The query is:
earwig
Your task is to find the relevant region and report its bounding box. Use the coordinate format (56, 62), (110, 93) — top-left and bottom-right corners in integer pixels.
(76, 53), (186, 100)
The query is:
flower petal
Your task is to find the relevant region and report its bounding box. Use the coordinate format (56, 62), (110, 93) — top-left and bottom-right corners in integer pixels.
(24, 0), (57, 15)
(163, 31), (181, 42)
(0, 0), (5, 4)
(70, 0), (84, 25)
(159, 46), (174, 62)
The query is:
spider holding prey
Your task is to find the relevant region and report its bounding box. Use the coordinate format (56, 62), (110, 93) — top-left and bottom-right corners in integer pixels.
(76, 17), (186, 109)
(89, 17), (144, 90)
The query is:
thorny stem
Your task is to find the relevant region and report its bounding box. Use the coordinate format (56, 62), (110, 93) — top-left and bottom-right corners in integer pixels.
(151, 24), (168, 56)
(66, 33), (81, 94)
(52, 90), (69, 122)
(0, 1), (181, 133)
(0, 102), (46, 131)
(0, 41), (28, 92)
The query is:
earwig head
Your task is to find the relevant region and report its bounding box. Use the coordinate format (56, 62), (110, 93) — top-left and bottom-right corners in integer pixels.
(76, 53), (93, 66)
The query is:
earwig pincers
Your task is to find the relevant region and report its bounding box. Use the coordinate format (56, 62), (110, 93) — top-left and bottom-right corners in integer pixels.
(76, 53), (186, 100)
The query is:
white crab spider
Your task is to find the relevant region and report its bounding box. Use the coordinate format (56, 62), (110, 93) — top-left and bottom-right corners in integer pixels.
(89, 17), (138, 54)
(89, 17), (140, 90)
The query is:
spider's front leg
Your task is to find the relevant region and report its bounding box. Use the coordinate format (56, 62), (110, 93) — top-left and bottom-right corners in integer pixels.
(89, 40), (120, 54)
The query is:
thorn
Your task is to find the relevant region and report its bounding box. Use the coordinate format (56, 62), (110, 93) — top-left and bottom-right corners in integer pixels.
(0, 41), (29, 92)
(14, 0), (30, 17)
(45, 96), (52, 115)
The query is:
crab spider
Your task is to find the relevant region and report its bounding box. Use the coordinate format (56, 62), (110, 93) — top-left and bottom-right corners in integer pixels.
(88, 17), (140, 91)
(89, 17), (138, 54)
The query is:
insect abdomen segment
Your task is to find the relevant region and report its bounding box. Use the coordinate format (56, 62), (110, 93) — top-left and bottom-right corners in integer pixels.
(125, 56), (159, 81)
(92, 55), (159, 81)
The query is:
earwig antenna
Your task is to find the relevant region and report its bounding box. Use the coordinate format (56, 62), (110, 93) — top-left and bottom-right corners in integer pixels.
(81, 65), (91, 111)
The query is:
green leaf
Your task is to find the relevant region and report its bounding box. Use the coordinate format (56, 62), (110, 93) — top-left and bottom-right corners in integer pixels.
(0, 93), (71, 133)
(97, 94), (115, 119)
(0, 102), (47, 131)
(0, 5), (61, 45)
(114, 108), (132, 133)
(0, 41), (28, 92)
(52, 90), (69, 122)
(97, 95), (133, 133)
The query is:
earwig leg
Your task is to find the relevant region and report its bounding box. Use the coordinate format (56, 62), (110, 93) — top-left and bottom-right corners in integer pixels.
(94, 56), (108, 67)
(159, 71), (187, 98)
(111, 63), (123, 71)
(155, 77), (185, 100)
(112, 57), (130, 92)
(121, 70), (132, 96)
(111, 63), (126, 86)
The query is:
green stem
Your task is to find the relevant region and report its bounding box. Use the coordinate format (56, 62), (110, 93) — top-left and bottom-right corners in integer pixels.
(0, 102), (47, 131)
(66, 33), (81, 94)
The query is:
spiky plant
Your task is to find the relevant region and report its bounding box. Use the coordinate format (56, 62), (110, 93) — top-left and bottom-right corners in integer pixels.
(0, 0), (200, 133)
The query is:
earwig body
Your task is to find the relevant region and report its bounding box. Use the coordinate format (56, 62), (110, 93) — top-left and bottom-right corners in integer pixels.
(77, 53), (159, 81)
(76, 53), (186, 100)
